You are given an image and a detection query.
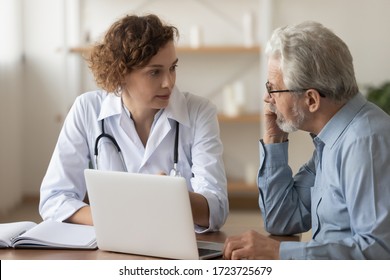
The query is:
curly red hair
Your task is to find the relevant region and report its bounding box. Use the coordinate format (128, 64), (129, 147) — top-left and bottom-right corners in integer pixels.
(87, 14), (179, 93)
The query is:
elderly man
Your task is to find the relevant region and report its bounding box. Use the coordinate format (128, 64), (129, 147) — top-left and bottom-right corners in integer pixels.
(224, 21), (390, 259)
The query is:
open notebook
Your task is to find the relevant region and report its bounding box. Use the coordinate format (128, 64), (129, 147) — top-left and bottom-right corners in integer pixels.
(84, 169), (223, 260)
(0, 220), (96, 249)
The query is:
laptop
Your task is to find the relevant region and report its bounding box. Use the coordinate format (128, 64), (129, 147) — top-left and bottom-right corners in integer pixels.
(84, 169), (223, 260)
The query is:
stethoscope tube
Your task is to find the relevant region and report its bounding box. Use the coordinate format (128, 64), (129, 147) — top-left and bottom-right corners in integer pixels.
(170, 121), (180, 177)
(94, 119), (127, 171)
(94, 119), (180, 176)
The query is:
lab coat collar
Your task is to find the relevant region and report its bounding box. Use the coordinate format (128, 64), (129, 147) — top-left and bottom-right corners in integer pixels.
(97, 86), (191, 127)
(97, 92), (122, 121)
(162, 86), (191, 127)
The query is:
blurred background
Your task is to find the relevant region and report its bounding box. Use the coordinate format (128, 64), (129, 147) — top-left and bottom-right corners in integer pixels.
(1, 0), (390, 216)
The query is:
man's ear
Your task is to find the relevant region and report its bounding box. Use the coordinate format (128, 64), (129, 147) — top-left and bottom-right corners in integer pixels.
(305, 89), (321, 113)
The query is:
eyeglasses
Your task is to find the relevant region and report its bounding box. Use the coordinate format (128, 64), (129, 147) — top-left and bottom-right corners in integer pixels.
(265, 82), (326, 98)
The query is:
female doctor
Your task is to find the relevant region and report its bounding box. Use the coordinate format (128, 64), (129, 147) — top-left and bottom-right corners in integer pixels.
(39, 14), (228, 232)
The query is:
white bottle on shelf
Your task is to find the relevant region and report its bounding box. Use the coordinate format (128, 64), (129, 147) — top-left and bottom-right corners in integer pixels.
(242, 12), (255, 47)
(233, 81), (246, 112)
(222, 81), (246, 117)
(190, 25), (202, 48)
(222, 85), (239, 117)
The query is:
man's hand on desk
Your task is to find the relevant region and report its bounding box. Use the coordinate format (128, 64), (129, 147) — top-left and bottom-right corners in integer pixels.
(223, 230), (280, 260)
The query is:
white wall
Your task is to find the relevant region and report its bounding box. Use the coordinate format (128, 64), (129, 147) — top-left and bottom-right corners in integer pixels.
(0, 0), (23, 213)
(22, 0), (78, 196)
(3, 0), (390, 203)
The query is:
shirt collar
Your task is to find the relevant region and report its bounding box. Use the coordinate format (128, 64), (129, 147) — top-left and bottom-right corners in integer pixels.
(97, 86), (191, 127)
(316, 93), (367, 149)
(163, 86), (191, 127)
(97, 92), (122, 121)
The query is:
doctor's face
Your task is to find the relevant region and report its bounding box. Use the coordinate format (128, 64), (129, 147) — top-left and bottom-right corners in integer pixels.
(122, 41), (178, 112)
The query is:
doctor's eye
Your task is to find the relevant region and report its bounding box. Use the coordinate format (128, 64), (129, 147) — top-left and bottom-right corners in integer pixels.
(170, 64), (178, 72)
(149, 69), (161, 77)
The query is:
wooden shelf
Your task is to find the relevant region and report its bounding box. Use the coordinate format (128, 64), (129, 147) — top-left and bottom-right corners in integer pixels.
(69, 45), (260, 55)
(227, 180), (258, 195)
(69, 46), (92, 54)
(227, 180), (259, 209)
(218, 113), (261, 123)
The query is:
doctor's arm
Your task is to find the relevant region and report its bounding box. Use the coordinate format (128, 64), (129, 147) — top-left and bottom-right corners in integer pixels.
(39, 95), (95, 224)
(189, 100), (228, 232)
(189, 192), (210, 228)
(65, 205), (93, 226)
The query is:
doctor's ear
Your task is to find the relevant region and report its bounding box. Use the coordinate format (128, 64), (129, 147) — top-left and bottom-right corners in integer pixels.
(119, 82), (128, 94)
(305, 89), (321, 113)
(120, 75), (128, 87)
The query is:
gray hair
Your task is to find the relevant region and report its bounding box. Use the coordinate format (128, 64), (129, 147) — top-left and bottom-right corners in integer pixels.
(265, 21), (358, 102)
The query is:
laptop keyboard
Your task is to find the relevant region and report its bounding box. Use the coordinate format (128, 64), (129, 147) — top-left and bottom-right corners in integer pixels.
(198, 248), (221, 257)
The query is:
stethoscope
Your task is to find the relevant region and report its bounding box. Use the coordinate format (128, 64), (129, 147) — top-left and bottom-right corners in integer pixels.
(94, 119), (180, 176)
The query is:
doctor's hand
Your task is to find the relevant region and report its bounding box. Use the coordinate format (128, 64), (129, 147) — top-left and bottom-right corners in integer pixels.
(65, 205), (93, 226)
(263, 99), (288, 144)
(223, 230), (280, 260)
(157, 171), (209, 227)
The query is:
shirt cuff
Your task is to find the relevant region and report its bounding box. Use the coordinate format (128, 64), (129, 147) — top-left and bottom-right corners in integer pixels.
(280, 241), (306, 259)
(259, 140), (289, 170)
(54, 199), (88, 222)
(197, 191), (227, 233)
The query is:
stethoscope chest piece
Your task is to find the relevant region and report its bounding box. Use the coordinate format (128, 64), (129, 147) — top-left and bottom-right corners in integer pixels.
(169, 163), (181, 177)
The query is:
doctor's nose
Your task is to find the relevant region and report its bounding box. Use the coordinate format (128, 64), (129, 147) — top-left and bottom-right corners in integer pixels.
(161, 73), (175, 90)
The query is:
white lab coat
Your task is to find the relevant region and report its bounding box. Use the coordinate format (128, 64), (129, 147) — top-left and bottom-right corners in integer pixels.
(39, 87), (228, 232)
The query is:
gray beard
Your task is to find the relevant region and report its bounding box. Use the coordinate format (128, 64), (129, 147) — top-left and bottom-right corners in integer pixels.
(270, 103), (305, 133)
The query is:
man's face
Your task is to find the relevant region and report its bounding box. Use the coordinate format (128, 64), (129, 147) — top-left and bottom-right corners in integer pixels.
(265, 58), (306, 133)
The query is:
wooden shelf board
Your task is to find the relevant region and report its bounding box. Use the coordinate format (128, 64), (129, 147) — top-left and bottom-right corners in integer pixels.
(227, 180), (258, 195)
(229, 196), (259, 210)
(218, 113), (261, 123)
(69, 46), (92, 55)
(228, 180), (259, 209)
